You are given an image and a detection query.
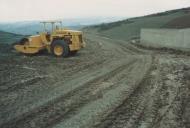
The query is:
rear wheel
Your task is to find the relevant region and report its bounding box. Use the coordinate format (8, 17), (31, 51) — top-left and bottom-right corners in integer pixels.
(51, 40), (69, 57)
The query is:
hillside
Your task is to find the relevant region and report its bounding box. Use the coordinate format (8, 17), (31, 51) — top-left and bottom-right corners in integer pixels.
(163, 13), (190, 28)
(0, 31), (23, 44)
(0, 31), (24, 54)
(85, 7), (190, 41)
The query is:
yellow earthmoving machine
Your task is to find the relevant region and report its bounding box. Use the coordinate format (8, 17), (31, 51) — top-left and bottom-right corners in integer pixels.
(14, 21), (86, 57)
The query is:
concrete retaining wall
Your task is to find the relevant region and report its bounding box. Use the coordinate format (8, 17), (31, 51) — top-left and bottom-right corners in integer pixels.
(140, 28), (190, 51)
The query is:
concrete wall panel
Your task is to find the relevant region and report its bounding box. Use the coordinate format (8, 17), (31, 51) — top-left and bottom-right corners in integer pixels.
(140, 28), (190, 51)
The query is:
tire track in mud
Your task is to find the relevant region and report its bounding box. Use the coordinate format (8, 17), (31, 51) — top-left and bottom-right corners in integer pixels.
(151, 90), (181, 128)
(45, 59), (138, 128)
(149, 57), (190, 128)
(1, 59), (137, 128)
(91, 34), (145, 55)
(52, 55), (152, 128)
(94, 56), (156, 128)
(87, 35), (135, 55)
(0, 76), (47, 93)
(0, 60), (108, 126)
(0, 59), (105, 94)
(92, 54), (190, 128)
(54, 59), (107, 82)
(109, 39), (145, 55)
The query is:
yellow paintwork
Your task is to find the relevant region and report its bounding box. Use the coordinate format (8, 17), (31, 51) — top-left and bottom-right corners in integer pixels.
(14, 45), (45, 54)
(14, 21), (85, 55)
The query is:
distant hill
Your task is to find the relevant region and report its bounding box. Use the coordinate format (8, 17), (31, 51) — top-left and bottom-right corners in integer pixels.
(85, 7), (190, 41)
(0, 17), (125, 35)
(0, 22), (82, 35)
(0, 31), (23, 44)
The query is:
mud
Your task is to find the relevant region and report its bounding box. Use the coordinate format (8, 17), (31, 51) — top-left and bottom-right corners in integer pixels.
(0, 34), (189, 128)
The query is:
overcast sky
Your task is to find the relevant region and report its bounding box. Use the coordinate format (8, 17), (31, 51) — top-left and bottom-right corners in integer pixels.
(0, 0), (190, 22)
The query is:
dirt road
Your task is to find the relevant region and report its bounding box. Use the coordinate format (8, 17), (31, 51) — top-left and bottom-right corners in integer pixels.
(0, 34), (189, 128)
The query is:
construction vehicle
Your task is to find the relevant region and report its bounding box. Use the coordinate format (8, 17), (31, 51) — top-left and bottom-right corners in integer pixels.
(14, 21), (86, 57)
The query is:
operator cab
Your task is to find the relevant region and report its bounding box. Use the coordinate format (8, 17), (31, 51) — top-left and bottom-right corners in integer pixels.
(40, 21), (63, 42)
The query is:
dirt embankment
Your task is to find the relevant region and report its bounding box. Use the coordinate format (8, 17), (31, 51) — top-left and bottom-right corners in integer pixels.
(0, 34), (189, 128)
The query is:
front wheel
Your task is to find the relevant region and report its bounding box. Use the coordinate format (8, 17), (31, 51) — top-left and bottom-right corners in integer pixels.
(51, 40), (69, 57)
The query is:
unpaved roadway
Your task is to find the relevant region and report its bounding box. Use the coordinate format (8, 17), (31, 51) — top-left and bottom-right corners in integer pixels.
(0, 34), (190, 128)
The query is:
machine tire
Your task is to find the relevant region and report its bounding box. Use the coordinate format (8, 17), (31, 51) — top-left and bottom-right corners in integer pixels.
(51, 40), (69, 57)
